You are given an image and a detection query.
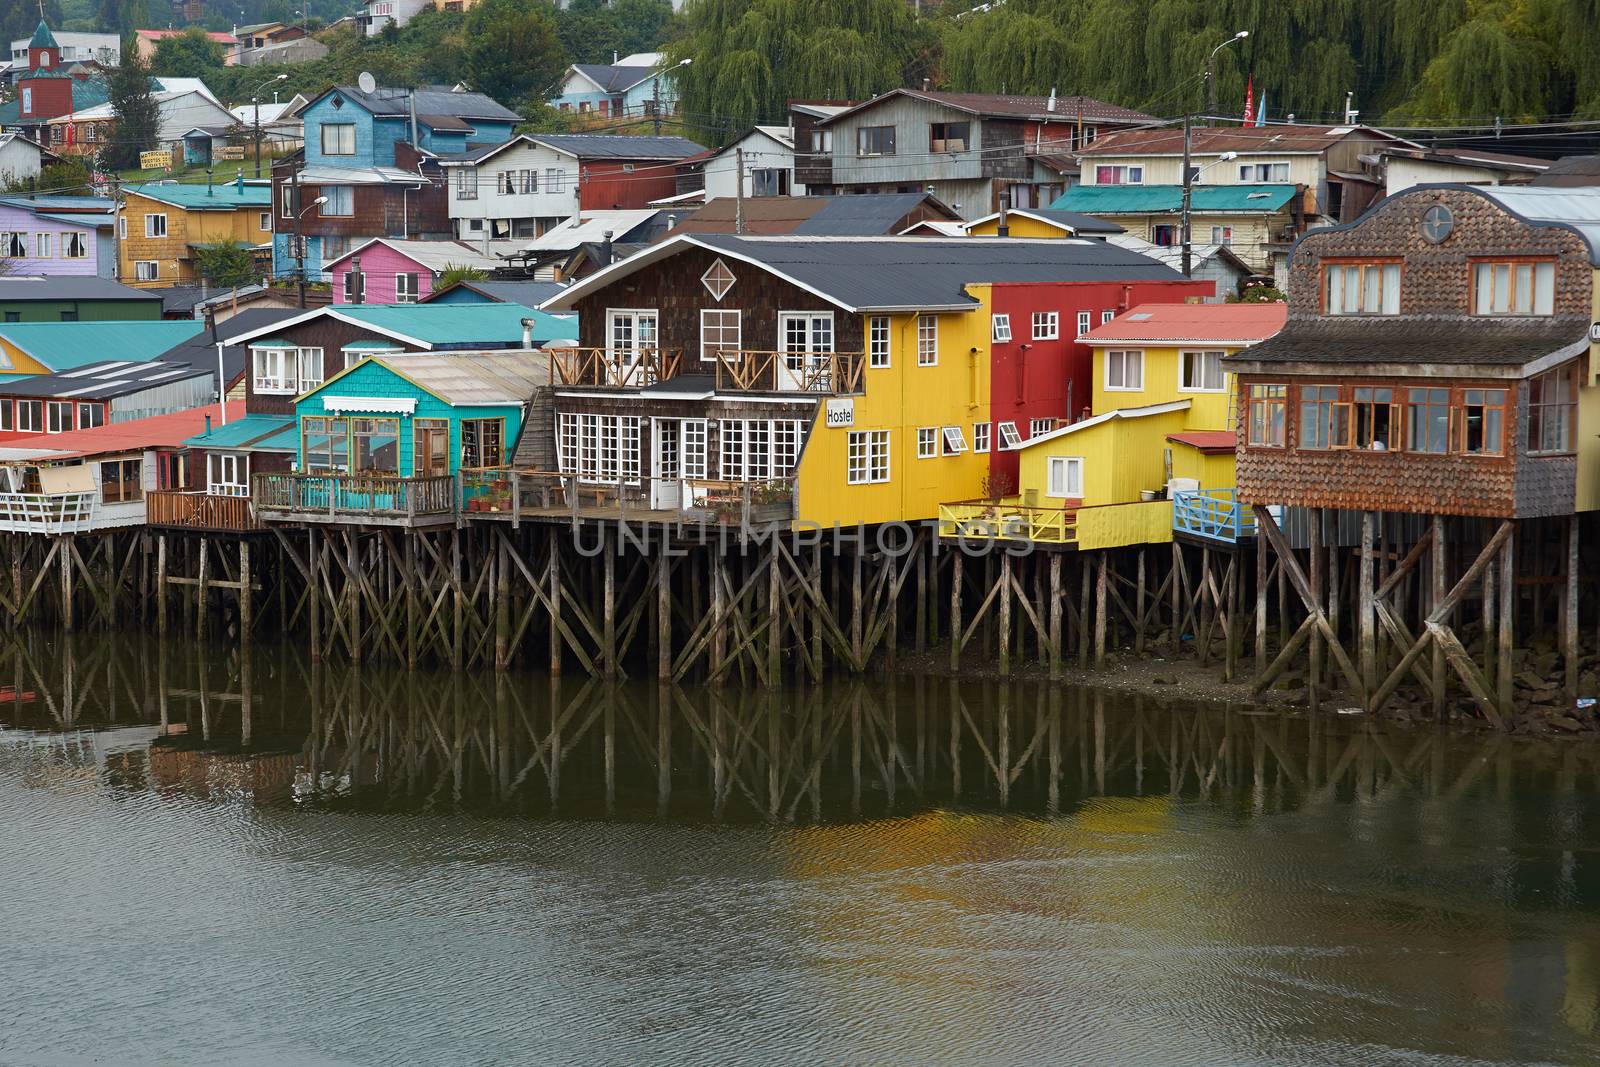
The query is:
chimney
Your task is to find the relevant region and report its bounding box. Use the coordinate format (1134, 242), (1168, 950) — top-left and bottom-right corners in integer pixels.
(922, 78), (931, 92)
(1046, 87), (1057, 112)
(997, 191), (1010, 237)
(521, 317), (533, 349)
(601, 229), (614, 266)
(351, 255), (363, 304)
(204, 414), (212, 434)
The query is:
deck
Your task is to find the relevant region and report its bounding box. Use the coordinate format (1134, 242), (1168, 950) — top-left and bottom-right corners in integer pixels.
(550, 347), (864, 395)
(0, 492), (146, 535)
(251, 473), (458, 528)
(1172, 488), (1258, 544)
(147, 490), (263, 533)
(462, 470), (795, 528)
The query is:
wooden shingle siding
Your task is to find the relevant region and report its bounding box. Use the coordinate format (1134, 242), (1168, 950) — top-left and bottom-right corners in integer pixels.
(243, 318), (428, 415)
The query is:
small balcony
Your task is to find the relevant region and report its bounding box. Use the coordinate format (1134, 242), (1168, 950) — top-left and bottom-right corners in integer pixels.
(549, 347), (683, 389)
(0, 492), (101, 535)
(461, 469), (796, 526)
(1172, 487), (1258, 543)
(147, 490), (263, 532)
(548, 347), (864, 395)
(252, 473), (457, 527)
(938, 500), (1077, 544)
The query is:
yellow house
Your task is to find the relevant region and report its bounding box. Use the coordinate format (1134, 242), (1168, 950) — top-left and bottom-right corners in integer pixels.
(962, 208), (1125, 240)
(947, 301), (1285, 549)
(118, 181), (274, 289)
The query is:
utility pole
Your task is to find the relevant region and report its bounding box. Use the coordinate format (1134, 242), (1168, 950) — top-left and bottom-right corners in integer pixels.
(653, 76), (662, 137)
(734, 145), (745, 235)
(1181, 113), (1193, 278)
(291, 168), (306, 308)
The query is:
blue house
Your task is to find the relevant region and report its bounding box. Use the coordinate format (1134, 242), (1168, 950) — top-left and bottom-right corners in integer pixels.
(271, 81), (520, 282)
(549, 53), (683, 120)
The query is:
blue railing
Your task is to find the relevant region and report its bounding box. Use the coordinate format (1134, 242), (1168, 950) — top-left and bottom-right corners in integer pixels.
(1173, 488), (1257, 542)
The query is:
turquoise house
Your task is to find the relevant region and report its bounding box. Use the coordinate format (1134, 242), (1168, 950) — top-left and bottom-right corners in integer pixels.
(291, 350), (550, 479)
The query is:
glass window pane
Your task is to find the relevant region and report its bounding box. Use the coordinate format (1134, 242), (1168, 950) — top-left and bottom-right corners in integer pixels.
(1535, 262), (1555, 315)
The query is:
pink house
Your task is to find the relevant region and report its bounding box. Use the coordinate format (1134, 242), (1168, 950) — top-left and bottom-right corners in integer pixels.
(326, 239), (505, 305)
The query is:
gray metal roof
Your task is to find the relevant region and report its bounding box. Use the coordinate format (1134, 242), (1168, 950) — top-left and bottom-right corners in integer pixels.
(1225, 315), (1589, 369)
(0, 276), (159, 303)
(528, 134), (703, 160)
(1469, 185), (1600, 264)
(0, 359), (209, 400)
(449, 279), (568, 306)
(570, 63), (656, 93)
(366, 350), (551, 406)
(149, 308), (302, 381)
(792, 194), (948, 236)
(327, 85), (519, 124)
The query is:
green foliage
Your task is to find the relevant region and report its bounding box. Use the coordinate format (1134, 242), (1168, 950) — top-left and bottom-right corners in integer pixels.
(1228, 284), (1287, 304)
(151, 27), (226, 78)
(464, 0), (569, 109)
(436, 264), (490, 288)
(99, 48), (160, 172)
(0, 157), (91, 196)
(195, 239), (260, 289)
(0, 3), (64, 49)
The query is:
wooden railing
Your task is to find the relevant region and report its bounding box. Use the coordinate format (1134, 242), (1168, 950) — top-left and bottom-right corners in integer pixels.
(147, 490), (261, 531)
(252, 473), (457, 521)
(0, 492), (99, 535)
(938, 500), (1077, 543)
(714, 350), (864, 394)
(1172, 487), (1257, 542)
(460, 467), (796, 526)
(548, 347), (683, 388)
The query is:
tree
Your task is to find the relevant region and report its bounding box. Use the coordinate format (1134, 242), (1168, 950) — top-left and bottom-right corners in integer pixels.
(0, 2), (63, 50)
(436, 264), (489, 289)
(465, 0), (568, 109)
(99, 49), (160, 172)
(151, 27), (226, 78)
(195, 239), (260, 315)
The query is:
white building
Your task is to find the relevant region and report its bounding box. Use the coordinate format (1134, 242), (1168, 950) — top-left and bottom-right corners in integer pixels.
(700, 125), (803, 200)
(358, 0), (433, 36)
(0, 132), (55, 186)
(7, 30), (118, 69)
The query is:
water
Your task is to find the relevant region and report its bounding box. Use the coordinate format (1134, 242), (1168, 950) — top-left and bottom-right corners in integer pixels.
(1, 634), (1599, 1066)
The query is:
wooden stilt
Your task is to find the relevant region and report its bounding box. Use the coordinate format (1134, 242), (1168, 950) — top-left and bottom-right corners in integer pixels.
(1048, 552), (1062, 678)
(1358, 511), (1376, 697)
(998, 552), (1012, 676)
(1094, 551), (1107, 668)
(1254, 526), (1267, 676)
(1431, 516), (1446, 721)
(1565, 514), (1580, 702)
(1497, 523), (1515, 719)
(949, 550), (962, 672)
(156, 533), (168, 638)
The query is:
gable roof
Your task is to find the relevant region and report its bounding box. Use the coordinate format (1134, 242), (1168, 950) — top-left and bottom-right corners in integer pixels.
(1078, 123), (1415, 158)
(309, 84), (519, 124)
(1053, 183), (1299, 215)
(1105, 234), (1256, 277)
(1224, 315), (1589, 373)
(1009, 400), (1192, 451)
(524, 133), (703, 161)
(421, 278), (568, 306)
(516, 210), (664, 253)
(670, 194), (961, 237)
(819, 88), (1156, 128)
(184, 412), (295, 451)
(124, 180), (272, 210)
(1080, 301), (1286, 346)
(227, 303), (576, 349)
(543, 233), (1187, 315)
(566, 62), (660, 95)
(1, 358), (211, 400)
(0, 277), (159, 304)
(963, 207), (1124, 236)
(22, 400), (243, 460)
(322, 237), (507, 274)
(315, 350), (550, 407)
(0, 320), (205, 371)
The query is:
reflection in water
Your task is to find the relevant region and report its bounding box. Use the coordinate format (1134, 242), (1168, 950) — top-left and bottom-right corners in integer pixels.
(2, 632), (1600, 1065)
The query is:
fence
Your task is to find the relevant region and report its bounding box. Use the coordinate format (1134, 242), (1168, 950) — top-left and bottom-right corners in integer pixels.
(1172, 487), (1257, 542)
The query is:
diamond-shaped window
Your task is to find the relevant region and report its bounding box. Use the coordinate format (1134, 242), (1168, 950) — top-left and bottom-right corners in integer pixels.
(701, 258), (736, 301)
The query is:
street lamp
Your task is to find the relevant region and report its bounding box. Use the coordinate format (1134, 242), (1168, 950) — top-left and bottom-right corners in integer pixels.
(1204, 30), (1249, 118)
(251, 73), (288, 179)
(1181, 151), (1238, 278)
(653, 58), (691, 136)
(291, 194), (328, 308)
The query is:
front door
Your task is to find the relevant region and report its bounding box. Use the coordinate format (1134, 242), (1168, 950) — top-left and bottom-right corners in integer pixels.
(778, 312), (834, 391)
(651, 418), (680, 510)
(415, 419), (449, 477)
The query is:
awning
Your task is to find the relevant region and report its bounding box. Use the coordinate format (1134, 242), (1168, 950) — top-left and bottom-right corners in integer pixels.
(321, 395), (417, 414)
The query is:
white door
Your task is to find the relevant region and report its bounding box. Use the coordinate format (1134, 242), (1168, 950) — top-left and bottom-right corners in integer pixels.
(608, 309), (659, 385)
(651, 418), (681, 510)
(778, 312), (833, 391)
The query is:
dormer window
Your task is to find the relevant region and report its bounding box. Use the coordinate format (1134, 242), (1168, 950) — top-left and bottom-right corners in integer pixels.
(1472, 260), (1554, 316)
(1324, 260), (1400, 315)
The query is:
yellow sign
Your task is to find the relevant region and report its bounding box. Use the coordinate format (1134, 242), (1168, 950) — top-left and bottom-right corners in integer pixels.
(139, 150), (172, 170)
(219, 145), (246, 161)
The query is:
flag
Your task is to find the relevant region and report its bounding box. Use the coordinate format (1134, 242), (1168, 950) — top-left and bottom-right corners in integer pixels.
(1255, 91), (1267, 127)
(1242, 76), (1254, 126)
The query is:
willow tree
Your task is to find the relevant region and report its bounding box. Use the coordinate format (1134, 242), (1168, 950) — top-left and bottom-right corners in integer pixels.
(1392, 2), (1567, 122)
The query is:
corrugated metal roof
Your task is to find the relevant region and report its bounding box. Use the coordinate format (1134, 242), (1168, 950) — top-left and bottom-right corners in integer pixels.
(331, 303), (576, 346)
(963, 207), (1124, 235)
(184, 412), (294, 450)
(819, 89), (1156, 127)
(0, 320), (205, 370)
(422, 279), (568, 307)
(29, 401), (243, 460)
(1082, 302), (1285, 345)
(1053, 183), (1298, 215)
(1226, 315), (1589, 369)
(0, 277), (160, 303)
(1077, 124), (1405, 157)
(528, 134), (703, 160)
(325, 84), (519, 123)
(324, 238), (505, 273)
(360, 350), (550, 406)
(569, 63), (657, 94)
(1469, 185), (1600, 265)
(517, 210), (662, 252)
(125, 181), (272, 209)
(2, 359), (208, 400)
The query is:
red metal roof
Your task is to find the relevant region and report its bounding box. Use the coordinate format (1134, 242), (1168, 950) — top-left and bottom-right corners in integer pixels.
(1078, 123), (1410, 157)
(1082, 302), (1286, 344)
(13, 401), (243, 459)
(1166, 430), (1236, 454)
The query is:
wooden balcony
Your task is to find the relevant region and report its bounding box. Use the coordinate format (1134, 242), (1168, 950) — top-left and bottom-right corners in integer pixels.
(713, 350), (864, 394)
(461, 468), (796, 527)
(549, 347), (682, 389)
(147, 490), (262, 532)
(252, 473), (457, 527)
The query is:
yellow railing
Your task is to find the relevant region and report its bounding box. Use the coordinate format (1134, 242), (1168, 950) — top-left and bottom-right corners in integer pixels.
(937, 500), (1076, 543)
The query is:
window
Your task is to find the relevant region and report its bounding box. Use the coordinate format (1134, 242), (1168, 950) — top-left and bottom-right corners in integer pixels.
(858, 126), (896, 156)
(208, 452), (247, 495)
(45, 401), (71, 433)
(1238, 162), (1289, 182)
(0, 232), (24, 257)
(280, 184), (293, 219)
(682, 419), (708, 479)
(608, 309), (659, 359)
(321, 123), (356, 155)
(556, 414), (639, 484)
(1299, 385), (1349, 450)
(1352, 386), (1395, 450)
(1405, 388), (1449, 454)
(20, 88), (30, 115)
(252, 345), (295, 393)
(700, 309), (741, 362)
(1029, 418), (1056, 438)
(63, 232), (86, 258)
(1210, 226), (1233, 246)
(296, 348), (325, 392)
(991, 314), (1011, 342)
(158, 452), (188, 490)
(1047, 456), (1083, 498)
(929, 122), (970, 152)
(1076, 311), (1091, 337)
(16, 401), (40, 432)
(144, 214), (167, 238)
(868, 316), (890, 369)
(701, 258), (736, 300)
(1031, 311), (1058, 340)
(917, 427), (937, 458)
(810, 129), (832, 153)
(751, 169), (791, 197)
(461, 418), (505, 469)
(973, 422), (990, 452)
(846, 430), (890, 484)
(1528, 364), (1580, 454)
(0, 401), (10, 432)
(321, 186), (354, 216)
(77, 403), (104, 429)
(100, 458), (143, 504)
(917, 315), (937, 366)
(301, 416), (349, 471)
(1473, 261), (1555, 316)
(119, 216), (128, 238)
(1247, 384), (1286, 447)
(715, 419), (803, 480)
(58, 311), (77, 322)
(35, 233), (49, 258)
(1152, 224), (1177, 246)
(342, 269), (363, 303)
(546, 168), (564, 191)
(1325, 261), (1401, 315)
(351, 417), (400, 473)
(1094, 165), (1142, 184)
(1179, 350), (1225, 392)
(1459, 388), (1506, 455)
(997, 421), (1022, 449)
(941, 426), (967, 454)
(395, 272), (419, 303)
(259, 212), (271, 231)
(1105, 349), (1143, 391)
(1101, 310), (1114, 325)
(135, 261), (158, 281)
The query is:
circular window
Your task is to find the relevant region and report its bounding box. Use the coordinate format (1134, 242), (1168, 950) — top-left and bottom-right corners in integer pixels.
(1422, 204), (1454, 244)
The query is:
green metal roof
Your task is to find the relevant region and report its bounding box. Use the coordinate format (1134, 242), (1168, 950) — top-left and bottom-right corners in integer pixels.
(183, 413), (295, 450)
(0, 321), (205, 372)
(1051, 183), (1298, 215)
(334, 303), (578, 346)
(29, 21), (58, 49)
(126, 182), (274, 210)
(340, 339), (405, 350)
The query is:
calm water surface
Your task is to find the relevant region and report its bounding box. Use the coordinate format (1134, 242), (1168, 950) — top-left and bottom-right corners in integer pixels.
(1, 633), (1598, 1066)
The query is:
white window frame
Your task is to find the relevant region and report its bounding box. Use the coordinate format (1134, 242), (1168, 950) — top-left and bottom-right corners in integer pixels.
(557, 412), (643, 485)
(916, 427), (937, 458)
(868, 315), (890, 368)
(997, 421), (1021, 449)
(1029, 418), (1055, 438)
(63, 232), (87, 259)
(1105, 349), (1144, 391)
(973, 422), (990, 453)
(134, 260), (159, 281)
(144, 213), (167, 238)
(682, 419), (708, 480)
(1210, 225), (1233, 246)
(34, 233), (50, 258)
(1101, 310), (1114, 325)
(16, 400), (41, 433)
(1031, 311), (1058, 340)
(607, 308), (660, 361)
(45, 401), (71, 433)
(846, 429), (890, 484)
(118, 216), (128, 238)
(1076, 310), (1091, 337)
(252, 345), (295, 394)
(208, 452), (249, 496)
(917, 314), (938, 366)
(1046, 456), (1083, 498)
(941, 425), (967, 454)
(699, 308), (741, 362)
(395, 272), (419, 303)
(991, 313), (1011, 342)
(259, 211), (271, 231)
(76, 402), (104, 429)
(1179, 349), (1226, 393)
